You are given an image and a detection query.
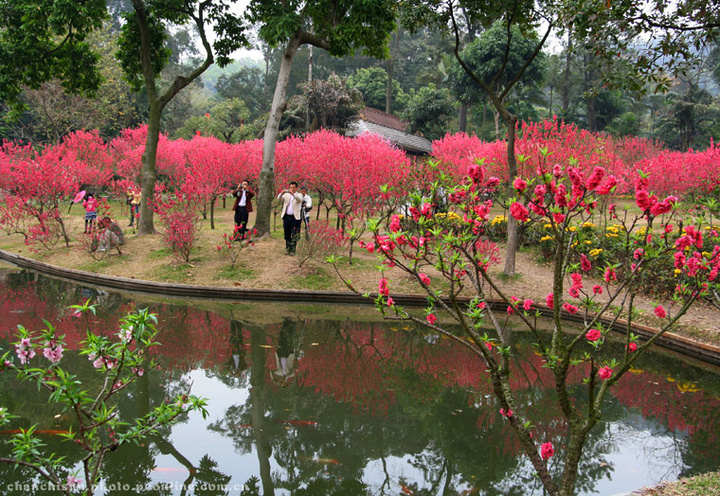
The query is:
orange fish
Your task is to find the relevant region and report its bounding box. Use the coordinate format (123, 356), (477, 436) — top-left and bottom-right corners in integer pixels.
(401, 485), (414, 495)
(281, 420), (318, 427)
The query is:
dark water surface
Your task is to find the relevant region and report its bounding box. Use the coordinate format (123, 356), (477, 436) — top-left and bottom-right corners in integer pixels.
(0, 267), (719, 495)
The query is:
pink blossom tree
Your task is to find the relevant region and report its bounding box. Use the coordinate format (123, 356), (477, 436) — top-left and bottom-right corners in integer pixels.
(333, 155), (720, 496)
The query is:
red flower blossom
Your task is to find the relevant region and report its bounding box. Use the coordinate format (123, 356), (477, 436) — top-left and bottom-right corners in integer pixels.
(654, 305), (666, 318)
(586, 329), (601, 342)
(563, 303), (578, 314)
(418, 273), (431, 286)
(627, 342), (637, 353)
(510, 202), (529, 222)
(541, 442), (554, 460)
(598, 366), (613, 380)
(546, 293), (554, 309)
(426, 313), (438, 325)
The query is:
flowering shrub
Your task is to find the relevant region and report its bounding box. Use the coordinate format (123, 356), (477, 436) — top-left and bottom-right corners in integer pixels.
(217, 227), (257, 268)
(154, 194), (201, 264)
(332, 155), (720, 496)
(297, 221), (347, 268)
(0, 302), (207, 496)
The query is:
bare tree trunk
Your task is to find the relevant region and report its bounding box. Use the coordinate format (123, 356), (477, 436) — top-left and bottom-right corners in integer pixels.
(138, 101), (160, 235)
(562, 32), (572, 113)
(503, 115), (519, 276)
(458, 103), (468, 132)
(254, 34), (302, 236)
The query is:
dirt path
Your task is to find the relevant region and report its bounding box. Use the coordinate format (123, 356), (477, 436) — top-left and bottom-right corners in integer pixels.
(2, 205), (719, 346)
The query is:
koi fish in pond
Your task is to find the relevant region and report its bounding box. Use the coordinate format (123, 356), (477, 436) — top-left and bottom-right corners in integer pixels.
(279, 420), (318, 427)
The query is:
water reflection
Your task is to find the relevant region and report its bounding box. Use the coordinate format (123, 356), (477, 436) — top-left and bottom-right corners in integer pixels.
(0, 268), (719, 495)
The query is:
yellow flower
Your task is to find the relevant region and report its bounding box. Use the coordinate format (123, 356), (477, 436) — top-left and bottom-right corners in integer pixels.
(674, 269), (682, 275)
(491, 214), (506, 226)
(566, 226), (577, 232)
(543, 223), (553, 229)
(605, 233), (618, 238)
(581, 222), (596, 229)
(585, 240), (592, 245)
(628, 368), (644, 375)
(589, 248), (603, 257)
(540, 235), (553, 242)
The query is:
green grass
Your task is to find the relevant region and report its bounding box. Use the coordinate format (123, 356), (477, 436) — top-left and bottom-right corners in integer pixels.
(79, 254), (127, 272)
(300, 266), (334, 290)
(637, 471), (720, 495)
(153, 263), (195, 283)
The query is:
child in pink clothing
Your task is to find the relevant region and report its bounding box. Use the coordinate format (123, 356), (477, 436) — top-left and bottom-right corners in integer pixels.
(82, 193), (98, 233)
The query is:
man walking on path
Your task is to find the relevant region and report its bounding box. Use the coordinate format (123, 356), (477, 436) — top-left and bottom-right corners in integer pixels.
(277, 181), (303, 254)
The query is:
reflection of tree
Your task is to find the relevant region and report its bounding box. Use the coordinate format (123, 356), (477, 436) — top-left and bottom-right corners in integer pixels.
(3, 274), (720, 493)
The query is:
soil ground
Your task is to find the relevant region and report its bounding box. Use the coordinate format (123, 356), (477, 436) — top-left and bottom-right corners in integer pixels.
(2, 200), (719, 346)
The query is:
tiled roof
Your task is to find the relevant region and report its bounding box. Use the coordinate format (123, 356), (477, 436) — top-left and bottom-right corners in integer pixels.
(359, 107), (408, 132)
(348, 107), (433, 155)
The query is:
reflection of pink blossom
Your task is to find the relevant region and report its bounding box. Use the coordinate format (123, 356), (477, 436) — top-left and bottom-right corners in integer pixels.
(598, 366), (613, 380)
(541, 442), (554, 460)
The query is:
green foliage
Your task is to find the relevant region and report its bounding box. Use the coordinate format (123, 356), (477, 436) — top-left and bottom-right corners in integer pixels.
(448, 21), (547, 106)
(347, 67), (409, 112)
(117, 10), (172, 92)
(248, 0), (395, 59)
(0, 303), (207, 495)
(404, 83), (454, 140)
(0, 0), (107, 115)
(175, 98), (251, 142)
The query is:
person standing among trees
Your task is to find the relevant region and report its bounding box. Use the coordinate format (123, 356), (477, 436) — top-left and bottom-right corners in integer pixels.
(231, 180), (254, 240)
(82, 193), (98, 234)
(127, 188), (141, 228)
(300, 185), (312, 236)
(277, 181), (303, 255)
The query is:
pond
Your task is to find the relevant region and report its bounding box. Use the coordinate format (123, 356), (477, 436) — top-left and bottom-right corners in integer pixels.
(0, 266), (719, 495)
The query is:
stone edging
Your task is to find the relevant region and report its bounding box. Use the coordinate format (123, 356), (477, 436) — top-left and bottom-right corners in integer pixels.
(1, 248), (719, 366)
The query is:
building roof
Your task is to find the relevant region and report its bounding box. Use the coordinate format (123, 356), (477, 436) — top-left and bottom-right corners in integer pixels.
(347, 107), (433, 155)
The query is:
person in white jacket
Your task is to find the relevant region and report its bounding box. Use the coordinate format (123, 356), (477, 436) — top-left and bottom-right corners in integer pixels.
(277, 181), (304, 254)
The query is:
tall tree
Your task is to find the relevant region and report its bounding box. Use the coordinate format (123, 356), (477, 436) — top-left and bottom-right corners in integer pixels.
(0, 0), (249, 235)
(445, 15), (549, 275)
(246, 0), (396, 237)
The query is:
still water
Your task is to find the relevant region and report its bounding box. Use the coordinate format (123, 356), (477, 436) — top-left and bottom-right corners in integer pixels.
(0, 268), (719, 495)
